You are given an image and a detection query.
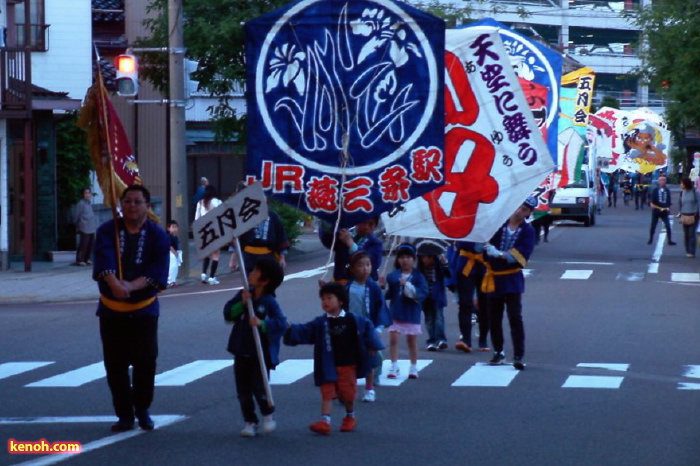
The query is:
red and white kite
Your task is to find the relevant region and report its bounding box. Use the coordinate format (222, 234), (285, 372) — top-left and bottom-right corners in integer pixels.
(382, 29), (554, 241)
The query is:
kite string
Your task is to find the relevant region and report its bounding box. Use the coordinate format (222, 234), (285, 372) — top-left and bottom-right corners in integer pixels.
(379, 234), (400, 278)
(320, 132), (350, 283)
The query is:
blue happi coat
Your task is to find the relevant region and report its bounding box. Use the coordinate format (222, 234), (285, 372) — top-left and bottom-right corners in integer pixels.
(485, 221), (535, 295)
(283, 312), (384, 386)
(385, 269), (428, 324)
(345, 278), (392, 329)
(93, 219), (169, 317)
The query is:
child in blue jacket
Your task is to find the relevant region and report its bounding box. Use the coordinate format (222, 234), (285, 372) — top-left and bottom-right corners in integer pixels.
(223, 259), (287, 437)
(417, 248), (451, 351)
(346, 251), (391, 402)
(284, 282), (384, 435)
(382, 243), (428, 380)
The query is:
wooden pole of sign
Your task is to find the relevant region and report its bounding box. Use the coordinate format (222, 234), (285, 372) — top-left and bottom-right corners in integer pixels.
(233, 236), (274, 408)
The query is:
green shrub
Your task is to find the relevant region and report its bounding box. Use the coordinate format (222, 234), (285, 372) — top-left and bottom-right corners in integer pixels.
(268, 198), (307, 245)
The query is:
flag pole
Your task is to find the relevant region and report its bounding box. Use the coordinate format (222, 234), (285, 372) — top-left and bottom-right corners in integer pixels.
(234, 236), (275, 408)
(93, 50), (123, 279)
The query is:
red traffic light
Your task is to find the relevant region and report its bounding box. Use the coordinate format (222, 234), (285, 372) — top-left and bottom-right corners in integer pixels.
(116, 54), (137, 73)
(115, 54), (138, 96)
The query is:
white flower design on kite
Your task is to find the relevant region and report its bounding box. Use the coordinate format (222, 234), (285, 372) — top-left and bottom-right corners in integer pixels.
(350, 7), (422, 67)
(266, 43), (306, 95)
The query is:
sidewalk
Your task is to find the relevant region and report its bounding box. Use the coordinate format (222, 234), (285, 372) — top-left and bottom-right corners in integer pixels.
(0, 232), (326, 305)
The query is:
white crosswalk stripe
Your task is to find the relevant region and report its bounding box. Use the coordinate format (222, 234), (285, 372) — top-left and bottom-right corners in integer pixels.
(4, 359), (700, 390)
(372, 360), (432, 386)
(269, 359), (313, 384)
(671, 273), (700, 283)
(155, 360), (232, 386)
(0, 361), (53, 380)
(562, 375), (624, 389)
(451, 362), (519, 387)
(561, 269), (593, 280)
(561, 363), (629, 389)
(25, 362), (105, 388)
(616, 272), (644, 281)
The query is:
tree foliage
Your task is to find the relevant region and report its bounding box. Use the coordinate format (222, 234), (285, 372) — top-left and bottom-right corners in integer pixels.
(136, 0), (478, 140)
(137, 0), (289, 140)
(57, 113), (92, 249)
(635, 0), (700, 136)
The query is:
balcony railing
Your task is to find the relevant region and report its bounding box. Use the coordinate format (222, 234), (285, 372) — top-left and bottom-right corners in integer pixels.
(14, 23), (50, 52)
(593, 91), (670, 110)
(0, 47), (32, 118)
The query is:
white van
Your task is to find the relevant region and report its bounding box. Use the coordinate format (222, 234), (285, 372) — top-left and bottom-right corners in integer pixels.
(549, 164), (596, 227)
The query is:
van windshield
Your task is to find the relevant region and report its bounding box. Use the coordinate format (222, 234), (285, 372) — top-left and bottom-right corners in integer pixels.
(563, 170), (588, 188)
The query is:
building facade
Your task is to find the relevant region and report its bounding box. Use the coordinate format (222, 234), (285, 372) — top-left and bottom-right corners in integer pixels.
(434, 0), (659, 111)
(0, 0), (91, 269)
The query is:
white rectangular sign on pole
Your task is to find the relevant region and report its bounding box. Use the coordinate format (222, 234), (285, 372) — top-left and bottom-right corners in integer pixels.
(192, 182), (268, 260)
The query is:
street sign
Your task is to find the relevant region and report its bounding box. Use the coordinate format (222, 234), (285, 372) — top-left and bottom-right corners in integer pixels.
(192, 182), (268, 260)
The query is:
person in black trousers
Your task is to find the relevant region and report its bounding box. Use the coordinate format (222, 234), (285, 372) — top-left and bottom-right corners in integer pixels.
(648, 175), (676, 246)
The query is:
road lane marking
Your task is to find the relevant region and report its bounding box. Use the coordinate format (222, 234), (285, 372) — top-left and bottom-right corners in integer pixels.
(562, 375), (624, 389)
(0, 362), (53, 380)
(9, 415), (187, 466)
(682, 365), (700, 378)
(269, 359), (314, 384)
(284, 265), (329, 280)
(155, 360), (232, 386)
(158, 265), (330, 300)
(650, 232), (666, 265)
(577, 363), (629, 372)
(25, 362), (105, 388)
(561, 262), (613, 265)
(451, 363), (519, 387)
(671, 273), (700, 283)
(561, 270), (593, 280)
(616, 272), (644, 281)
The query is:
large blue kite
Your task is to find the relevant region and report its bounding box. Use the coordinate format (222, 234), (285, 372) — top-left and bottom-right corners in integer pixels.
(245, 0), (445, 227)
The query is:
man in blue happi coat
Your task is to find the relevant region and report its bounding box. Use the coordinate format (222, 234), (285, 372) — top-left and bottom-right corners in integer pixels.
(93, 185), (170, 432)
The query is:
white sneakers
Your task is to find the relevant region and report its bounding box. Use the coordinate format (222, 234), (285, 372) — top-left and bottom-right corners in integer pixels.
(240, 422), (258, 437)
(207, 277), (220, 285)
(388, 364), (419, 379)
(387, 365), (400, 379)
(362, 389), (376, 402)
(200, 273), (208, 283)
(262, 414), (276, 433)
(241, 415), (275, 437)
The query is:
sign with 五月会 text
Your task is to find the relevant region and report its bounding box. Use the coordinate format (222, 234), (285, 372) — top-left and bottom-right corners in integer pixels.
(192, 182), (268, 259)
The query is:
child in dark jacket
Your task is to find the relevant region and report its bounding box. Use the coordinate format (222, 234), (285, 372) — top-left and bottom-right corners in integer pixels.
(284, 282), (384, 435)
(417, 249), (451, 351)
(346, 251), (391, 403)
(223, 259), (286, 437)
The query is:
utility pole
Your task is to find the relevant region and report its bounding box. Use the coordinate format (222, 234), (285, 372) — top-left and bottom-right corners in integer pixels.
(168, 0), (189, 279)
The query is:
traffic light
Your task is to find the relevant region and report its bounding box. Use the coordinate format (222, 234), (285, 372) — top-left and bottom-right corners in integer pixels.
(115, 54), (138, 96)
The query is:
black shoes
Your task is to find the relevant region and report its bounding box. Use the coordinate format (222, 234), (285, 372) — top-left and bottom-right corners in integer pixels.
(513, 357), (526, 371)
(135, 409), (155, 431)
(489, 352), (506, 365)
(668, 241), (677, 246)
(647, 238), (652, 245)
(111, 418), (135, 432)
